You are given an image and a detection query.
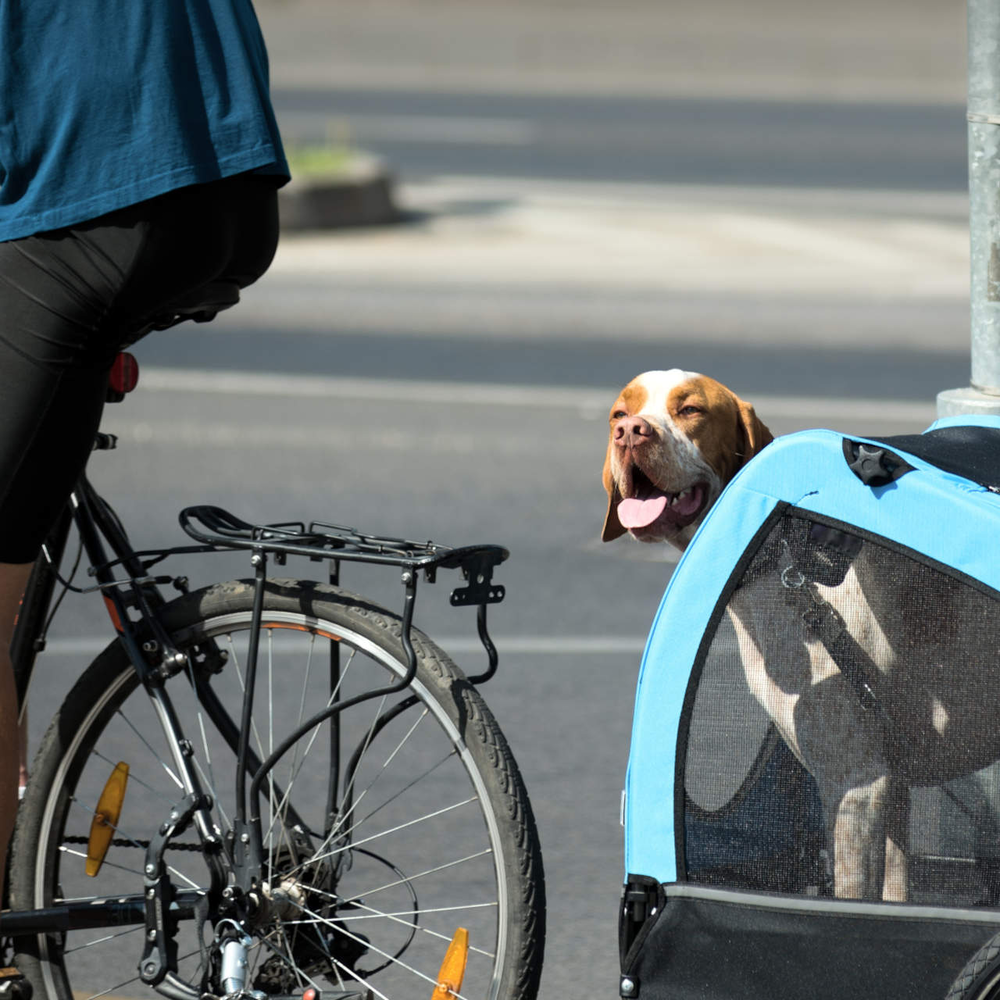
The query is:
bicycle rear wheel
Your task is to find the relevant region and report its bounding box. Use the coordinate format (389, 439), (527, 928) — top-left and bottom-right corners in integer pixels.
(9, 578), (544, 1000)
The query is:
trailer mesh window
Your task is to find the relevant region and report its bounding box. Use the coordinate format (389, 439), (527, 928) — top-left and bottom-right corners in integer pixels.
(681, 510), (1000, 905)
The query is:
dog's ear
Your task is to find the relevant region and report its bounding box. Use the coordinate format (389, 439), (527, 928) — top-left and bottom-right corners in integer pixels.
(735, 397), (774, 467)
(601, 447), (627, 542)
(602, 488), (626, 542)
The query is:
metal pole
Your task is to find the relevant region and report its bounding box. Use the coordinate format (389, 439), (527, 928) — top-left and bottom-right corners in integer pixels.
(938, 0), (1000, 417)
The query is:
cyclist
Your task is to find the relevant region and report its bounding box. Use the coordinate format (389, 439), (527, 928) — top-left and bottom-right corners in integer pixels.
(0, 3), (289, 986)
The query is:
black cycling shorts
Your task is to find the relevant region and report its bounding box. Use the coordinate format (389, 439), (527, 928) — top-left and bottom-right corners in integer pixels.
(0, 173), (280, 563)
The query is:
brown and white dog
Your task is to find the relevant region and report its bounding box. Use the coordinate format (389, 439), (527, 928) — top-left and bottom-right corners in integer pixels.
(602, 369), (1000, 902)
(602, 369), (773, 549)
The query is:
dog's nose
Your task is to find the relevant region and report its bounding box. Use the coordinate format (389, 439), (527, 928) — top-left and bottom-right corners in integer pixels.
(614, 416), (654, 448)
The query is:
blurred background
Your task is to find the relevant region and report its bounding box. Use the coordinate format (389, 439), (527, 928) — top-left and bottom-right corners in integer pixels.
(28, 1), (972, 996)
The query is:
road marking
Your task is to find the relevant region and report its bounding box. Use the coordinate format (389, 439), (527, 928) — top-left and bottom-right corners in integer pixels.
(395, 174), (968, 221)
(269, 176), (968, 299)
(38, 636), (647, 657)
(136, 367), (938, 424)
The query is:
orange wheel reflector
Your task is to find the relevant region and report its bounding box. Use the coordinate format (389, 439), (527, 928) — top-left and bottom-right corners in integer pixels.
(102, 595), (124, 634)
(431, 927), (469, 999)
(86, 761), (129, 877)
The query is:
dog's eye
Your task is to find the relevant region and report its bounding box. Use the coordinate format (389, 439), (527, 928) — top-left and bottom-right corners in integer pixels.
(611, 410), (627, 420)
(678, 405), (703, 417)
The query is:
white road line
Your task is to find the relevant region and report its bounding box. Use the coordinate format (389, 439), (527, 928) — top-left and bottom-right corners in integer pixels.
(136, 367), (937, 424)
(395, 174), (969, 220)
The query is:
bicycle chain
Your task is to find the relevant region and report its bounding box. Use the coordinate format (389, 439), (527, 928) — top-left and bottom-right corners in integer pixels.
(63, 835), (204, 852)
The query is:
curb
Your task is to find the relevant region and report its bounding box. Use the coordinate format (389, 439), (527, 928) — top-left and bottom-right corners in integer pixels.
(279, 153), (401, 230)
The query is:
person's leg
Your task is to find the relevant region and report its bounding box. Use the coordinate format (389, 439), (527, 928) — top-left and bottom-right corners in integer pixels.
(0, 232), (120, 934)
(0, 174), (281, 917)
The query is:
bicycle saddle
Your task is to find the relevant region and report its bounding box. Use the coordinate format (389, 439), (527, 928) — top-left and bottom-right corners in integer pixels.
(127, 279), (242, 342)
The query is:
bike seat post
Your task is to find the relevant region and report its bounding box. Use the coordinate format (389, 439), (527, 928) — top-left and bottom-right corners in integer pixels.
(236, 545), (269, 882)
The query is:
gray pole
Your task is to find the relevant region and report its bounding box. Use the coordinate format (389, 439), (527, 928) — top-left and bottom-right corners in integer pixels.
(938, 0), (1000, 417)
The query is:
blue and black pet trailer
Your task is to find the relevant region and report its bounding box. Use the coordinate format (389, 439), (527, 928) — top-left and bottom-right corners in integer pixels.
(618, 417), (1000, 1000)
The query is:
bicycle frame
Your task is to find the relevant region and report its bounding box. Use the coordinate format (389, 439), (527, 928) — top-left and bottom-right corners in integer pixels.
(5, 460), (509, 1000)
(8, 470), (229, 999)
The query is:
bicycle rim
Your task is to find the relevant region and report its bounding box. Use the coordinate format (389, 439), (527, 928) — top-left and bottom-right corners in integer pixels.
(13, 585), (539, 1000)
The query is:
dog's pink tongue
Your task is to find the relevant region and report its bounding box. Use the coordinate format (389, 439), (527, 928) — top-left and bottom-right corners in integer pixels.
(618, 495), (668, 529)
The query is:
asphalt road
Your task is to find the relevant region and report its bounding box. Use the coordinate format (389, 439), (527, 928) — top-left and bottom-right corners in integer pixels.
(131, 313), (969, 402)
(273, 87), (968, 191)
(16, 2), (979, 998)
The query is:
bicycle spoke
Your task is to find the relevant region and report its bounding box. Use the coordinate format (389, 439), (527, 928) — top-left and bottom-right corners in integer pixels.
(90, 746), (180, 811)
(305, 865), (497, 958)
(282, 643), (356, 826)
(110, 713), (183, 789)
(62, 925), (144, 956)
(339, 747), (456, 848)
(288, 896), (497, 959)
(262, 640), (360, 877)
(262, 686), (347, 872)
(283, 693), (389, 876)
(57, 845), (145, 879)
(186, 659), (230, 835)
(330, 685), (387, 818)
(166, 862), (204, 890)
(191, 750), (232, 838)
(226, 634), (266, 765)
(340, 848), (494, 901)
(305, 796), (480, 870)
(326, 708), (436, 842)
(264, 711), (327, 843)
(292, 900), (465, 1000)
(347, 901), (499, 921)
(64, 794), (147, 853)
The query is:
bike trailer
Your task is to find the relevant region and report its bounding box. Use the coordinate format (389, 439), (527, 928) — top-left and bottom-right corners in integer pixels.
(619, 415), (1000, 999)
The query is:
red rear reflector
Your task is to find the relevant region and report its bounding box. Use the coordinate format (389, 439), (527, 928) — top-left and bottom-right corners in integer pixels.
(109, 353), (139, 396)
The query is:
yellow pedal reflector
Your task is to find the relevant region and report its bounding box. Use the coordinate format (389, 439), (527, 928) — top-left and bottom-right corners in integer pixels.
(431, 927), (469, 1000)
(86, 762), (129, 877)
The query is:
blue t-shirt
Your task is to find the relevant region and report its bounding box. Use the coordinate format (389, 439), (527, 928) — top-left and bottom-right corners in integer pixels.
(0, 0), (289, 242)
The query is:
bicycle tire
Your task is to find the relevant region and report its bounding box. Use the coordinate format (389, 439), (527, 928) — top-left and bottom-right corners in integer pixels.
(946, 931), (1000, 1000)
(9, 578), (545, 1000)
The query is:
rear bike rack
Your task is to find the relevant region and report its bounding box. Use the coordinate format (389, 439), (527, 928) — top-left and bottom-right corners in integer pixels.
(178, 503), (508, 681)
(177, 505), (509, 884)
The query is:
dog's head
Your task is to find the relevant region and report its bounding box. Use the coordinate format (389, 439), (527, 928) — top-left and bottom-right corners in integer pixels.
(601, 369), (773, 549)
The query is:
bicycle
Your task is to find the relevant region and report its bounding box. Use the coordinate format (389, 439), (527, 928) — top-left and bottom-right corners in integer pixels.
(2, 352), (545, 1000)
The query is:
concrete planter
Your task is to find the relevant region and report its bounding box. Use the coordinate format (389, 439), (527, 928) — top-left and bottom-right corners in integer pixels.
(279, 152), (400, 230)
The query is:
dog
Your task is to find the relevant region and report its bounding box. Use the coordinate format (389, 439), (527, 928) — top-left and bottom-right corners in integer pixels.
(601, 369), (773, 549)
(602, 369), (1000, 902)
